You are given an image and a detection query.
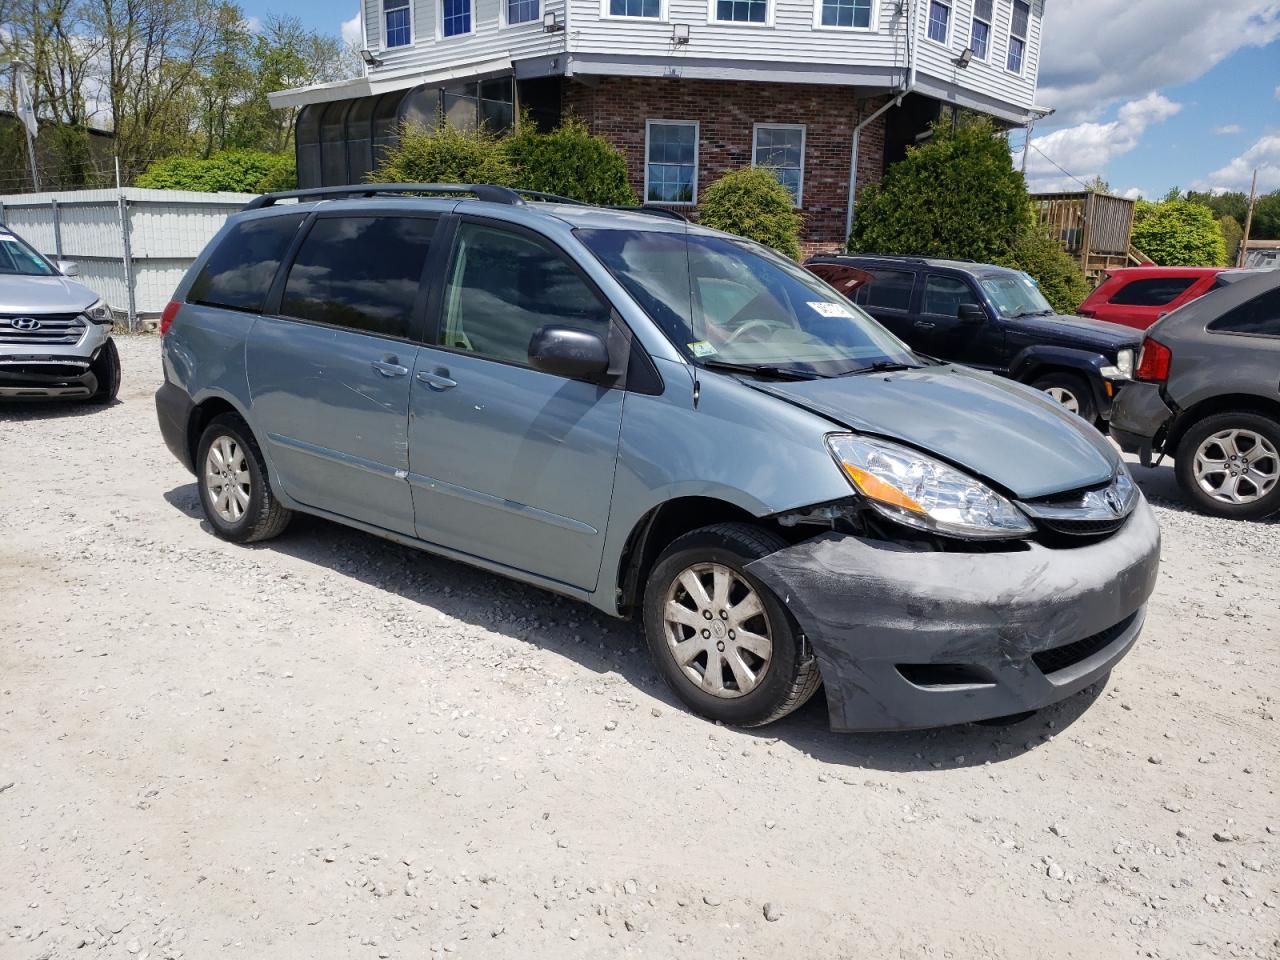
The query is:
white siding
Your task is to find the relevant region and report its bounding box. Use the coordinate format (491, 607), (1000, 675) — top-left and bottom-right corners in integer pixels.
(913, 0), (1039, 110)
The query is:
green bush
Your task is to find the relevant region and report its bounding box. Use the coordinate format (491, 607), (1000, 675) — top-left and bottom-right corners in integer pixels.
(371, 122), (519, 186)
(1130, 199), (1228, 266)
(848, 117), (1031, 262)
(504, 115), (635, 205)
(697, 166), (803, 260)
(136, 149), (295, 192)
(998, 222), (1092, 314)
(1218, 215), (1243, 266)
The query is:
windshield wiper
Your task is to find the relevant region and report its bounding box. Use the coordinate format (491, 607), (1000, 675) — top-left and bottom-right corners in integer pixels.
(847, 360), (921, 375)
(699, 359), (827, 380)
(1008, 308), (1055, 318)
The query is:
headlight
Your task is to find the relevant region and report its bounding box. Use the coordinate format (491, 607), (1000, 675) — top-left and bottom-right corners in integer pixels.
(1103, 348), (1135, 380)
(82, 299), (114, 325)
(826, 434), (1035, 539)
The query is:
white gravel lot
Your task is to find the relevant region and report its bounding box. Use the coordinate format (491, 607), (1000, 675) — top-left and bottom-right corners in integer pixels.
(1, 335), (1277, 960)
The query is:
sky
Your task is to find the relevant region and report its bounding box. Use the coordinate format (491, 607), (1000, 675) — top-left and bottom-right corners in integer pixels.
(242, 0), (1280, 199)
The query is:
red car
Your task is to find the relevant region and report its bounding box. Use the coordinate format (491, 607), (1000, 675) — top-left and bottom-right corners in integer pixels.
(1078, 266), (1225, 330)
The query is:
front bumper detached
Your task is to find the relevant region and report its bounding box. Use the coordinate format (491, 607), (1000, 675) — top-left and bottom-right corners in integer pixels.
(0, 323), (110, 399)
(746, 499), (1161, 732)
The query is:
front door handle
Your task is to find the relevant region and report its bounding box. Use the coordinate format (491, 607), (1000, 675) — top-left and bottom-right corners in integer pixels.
(914, 320), (936, 329)
(372, 357), (409, 377)
(416, 368), (457, 390)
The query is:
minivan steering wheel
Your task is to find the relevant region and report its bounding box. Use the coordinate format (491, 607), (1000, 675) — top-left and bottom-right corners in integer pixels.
(725, 318), (790, 344)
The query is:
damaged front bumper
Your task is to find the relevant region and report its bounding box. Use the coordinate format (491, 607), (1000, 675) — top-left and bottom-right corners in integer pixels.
(746, 499), (1161, 732)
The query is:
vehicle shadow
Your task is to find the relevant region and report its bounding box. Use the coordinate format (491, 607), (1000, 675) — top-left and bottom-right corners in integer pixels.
(164, 481), (1110, 772)
(0, 398), (120, 421)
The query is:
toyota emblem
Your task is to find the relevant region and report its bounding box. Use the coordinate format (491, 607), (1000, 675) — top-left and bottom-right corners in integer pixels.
(11, 316), (41, 330)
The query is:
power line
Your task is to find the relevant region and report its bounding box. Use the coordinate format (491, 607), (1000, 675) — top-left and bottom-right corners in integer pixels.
(1026, 141), (1094, 192)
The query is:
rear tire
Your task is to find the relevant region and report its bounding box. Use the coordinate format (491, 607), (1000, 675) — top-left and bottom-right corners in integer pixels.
(642, 522), (821, 727)
(196, 413), (293, 543)
(1031, 371), (1096, 422)
(85, 338), (120, 404)
(1174, 412), (1280, 520)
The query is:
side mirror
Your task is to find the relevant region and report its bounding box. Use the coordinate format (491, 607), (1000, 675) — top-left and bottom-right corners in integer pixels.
(57, 259), (80, 277)
(958, 303), (987, 323)
(528, 325), (612, 381)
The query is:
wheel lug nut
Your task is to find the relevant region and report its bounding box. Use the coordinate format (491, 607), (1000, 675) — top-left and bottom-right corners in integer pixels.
(728, 630), (735, 640)
(702, 610), (712, 620)
(701, 629), (710, 639)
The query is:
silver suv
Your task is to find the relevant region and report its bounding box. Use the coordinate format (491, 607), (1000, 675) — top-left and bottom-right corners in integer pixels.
(0, 225), (119, 402)
(156, 184), (1161, 732)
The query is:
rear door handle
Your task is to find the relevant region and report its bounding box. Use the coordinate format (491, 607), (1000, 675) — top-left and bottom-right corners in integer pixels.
(416, 369), (457, 390)
(372, 358), (409, 377)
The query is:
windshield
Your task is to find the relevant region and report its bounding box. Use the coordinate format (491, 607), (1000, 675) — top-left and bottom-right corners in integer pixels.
(576, 228), (917, 376)
(0, 231), (57, 277)
(981, 272), (1054, 318)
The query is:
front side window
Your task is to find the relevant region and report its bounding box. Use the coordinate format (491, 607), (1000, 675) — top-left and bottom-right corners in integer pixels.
(854, 269), (916, 311)
(1109, 276), (1197, 307)
(507, 0), (539, 23)
(969, 0), (991, 58)
(927, 0), (950, 43)
(281, 216), (436, 339)
(188, 215), (305, 313)
(980, 272), (1055, 319)
(753, 124), (805, 206)
(609, 0), (660, 15)
(1007, 0), (1029, 72)
(442, 0), (472, 36)
(922, 275), (978, 316)
(384, 0), (411, 47)
(1208, 287), (1280, 337)
(579, 229), (916, 376)
(0, 231), (57, 277)
(715, 0), (768, 23)
(646, 121), (698, 205)
(439, 224), (612, 365)
(819, 0), (871, 28)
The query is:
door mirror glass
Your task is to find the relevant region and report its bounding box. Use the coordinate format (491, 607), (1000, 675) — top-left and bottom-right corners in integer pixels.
(528, 325), (611, 381)
(57, 259), (80, 277)
(958, 302), (987, 323)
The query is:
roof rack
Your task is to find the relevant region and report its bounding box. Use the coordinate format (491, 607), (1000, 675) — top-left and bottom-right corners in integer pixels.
(242, 183), (527, 210)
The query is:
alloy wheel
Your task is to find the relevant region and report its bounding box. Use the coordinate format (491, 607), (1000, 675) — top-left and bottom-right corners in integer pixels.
(1044, 386), (1080, 415)
(204, 434), (251, 523)
(662, 562), (773, 699)
(1193, 429), (1280, 504)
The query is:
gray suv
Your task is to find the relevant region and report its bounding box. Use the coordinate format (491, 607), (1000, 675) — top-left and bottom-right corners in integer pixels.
(0, 225), (120, 402)
(1111, 270), (1280, 520)
(156, 184), (1160, 732)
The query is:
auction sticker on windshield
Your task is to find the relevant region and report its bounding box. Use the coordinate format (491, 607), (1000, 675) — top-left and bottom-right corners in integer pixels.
(808, 301), (856, 319)
(688, 340), (717, 357)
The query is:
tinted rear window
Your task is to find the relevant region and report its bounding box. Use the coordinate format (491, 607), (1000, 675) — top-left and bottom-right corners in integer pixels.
(853, 269), (915, 310)
(1109, 276), (1197, 306)
(1208, 286), (1280, 337)
(188, 215), (304, 312)
(281, 216), (436, 339)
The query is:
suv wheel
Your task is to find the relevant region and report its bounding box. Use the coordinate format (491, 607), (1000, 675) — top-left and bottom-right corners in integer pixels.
(196, 413), (293, 542)
(1031, 371), (1096, 422)
(85, 339), (120, 404)
(642, 523), (822, 727)
(1175, 412), (1280, 520)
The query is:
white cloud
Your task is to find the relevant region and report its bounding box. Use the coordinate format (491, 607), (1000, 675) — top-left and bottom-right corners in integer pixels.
(1194, 135), (1280, 194)
(1039, 0), (1280, 124)
(245, 15), (262, 33)
(1119, 187), (1146, 201)
(1025, 93), (1181, 191)
(1213, 124), (1244, 135)
(341, 12), (362, 49)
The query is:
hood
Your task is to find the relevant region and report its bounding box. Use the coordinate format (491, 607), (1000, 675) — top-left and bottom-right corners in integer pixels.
(0, 274), (99, 314)
(743, 365), (1119, 500)
(1012, 312), (1142, 351)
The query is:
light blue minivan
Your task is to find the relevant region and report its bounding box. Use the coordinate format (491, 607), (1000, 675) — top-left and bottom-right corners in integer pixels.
(157, 184), (1160, 731)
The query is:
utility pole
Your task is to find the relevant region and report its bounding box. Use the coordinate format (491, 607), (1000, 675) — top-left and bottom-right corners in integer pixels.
(1239, 169), (1258, 268)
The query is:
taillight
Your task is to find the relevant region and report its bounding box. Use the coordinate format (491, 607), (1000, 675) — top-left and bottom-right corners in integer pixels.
(159, 300), (181, 336)
(1135, 337), (1171, 383)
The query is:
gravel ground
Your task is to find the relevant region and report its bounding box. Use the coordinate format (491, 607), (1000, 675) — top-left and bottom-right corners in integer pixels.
(1, 335), (1276, 960)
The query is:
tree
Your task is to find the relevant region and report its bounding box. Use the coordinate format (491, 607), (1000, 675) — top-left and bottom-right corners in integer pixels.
(371, 123), (519, 187)
(1250, 191), (1280, 241)
(998, 224), (1091, 314)
(848, 117), (1031, 263)
(698, 166), (803, 260)
(503, 115), (635, 205)
(1218, 215), (1244, 266)
(1130, 199), (1228, 266)
(1186, 190), (1249, 224)
(1083, 175), (1111, 194)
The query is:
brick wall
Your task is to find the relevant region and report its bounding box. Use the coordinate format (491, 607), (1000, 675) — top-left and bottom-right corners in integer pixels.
(563, 77), (888, 252)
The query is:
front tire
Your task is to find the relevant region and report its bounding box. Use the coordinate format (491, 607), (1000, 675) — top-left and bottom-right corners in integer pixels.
(85, 338), (120, 404)
(642, 522), (821, 727)
(196, 413), (293, 542)
(1031, 371), (1096, 422)
(1174, 412), (1280, 520)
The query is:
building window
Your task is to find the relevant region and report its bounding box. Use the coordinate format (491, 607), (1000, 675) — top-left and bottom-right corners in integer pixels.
(1007, 0), (1029, 72)
(753, 124), (805, 206)
(442, 0), (472, 36)
(818, 0), (871, 27)
(969, 0), (991, 58)
(714, 0), (768, 24)
(926, 0), (950, 43)
(609, 0), (660, 15)
(645, 121), (698, 205)
(384, 0), (411, 47)
(507, 0), (539, 23)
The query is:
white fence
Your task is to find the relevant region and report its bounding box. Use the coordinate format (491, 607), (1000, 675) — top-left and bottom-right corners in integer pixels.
(0, 188), (257, 327)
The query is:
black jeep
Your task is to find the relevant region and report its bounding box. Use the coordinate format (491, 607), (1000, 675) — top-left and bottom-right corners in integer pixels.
(806, 255), (1141, 423)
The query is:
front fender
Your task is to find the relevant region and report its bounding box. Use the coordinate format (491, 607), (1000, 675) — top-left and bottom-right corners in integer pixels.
(1008, 345), (1114, 416)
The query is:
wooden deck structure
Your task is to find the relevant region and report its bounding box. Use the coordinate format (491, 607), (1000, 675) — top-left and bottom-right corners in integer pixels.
(1030, 191), (1151, 282)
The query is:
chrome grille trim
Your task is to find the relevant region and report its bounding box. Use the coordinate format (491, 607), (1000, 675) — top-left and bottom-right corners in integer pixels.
(0, 312), (87, 346)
